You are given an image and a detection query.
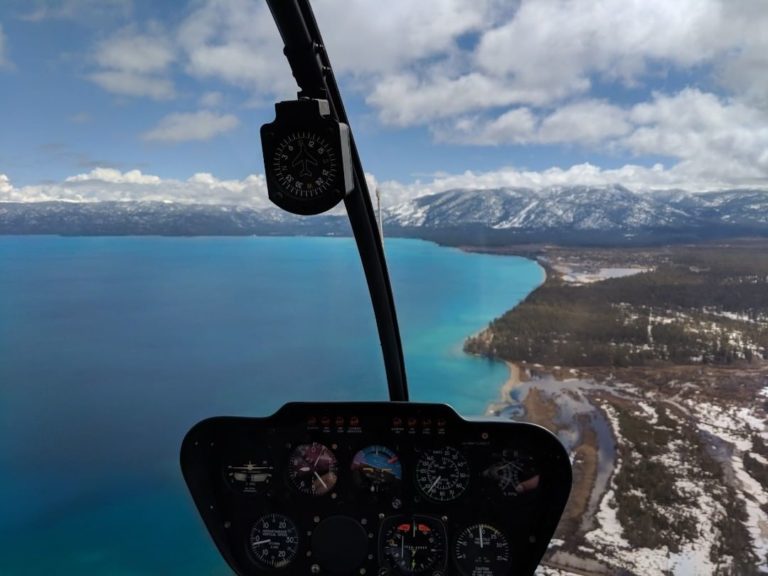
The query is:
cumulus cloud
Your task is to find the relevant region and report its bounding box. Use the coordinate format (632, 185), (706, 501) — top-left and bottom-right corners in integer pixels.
(89, 24), (176, 99)
(0, 170), (271, 208)
(4, 159), (766, 212)
(176, 0), (292, 96)
(142, 111), (239, 142)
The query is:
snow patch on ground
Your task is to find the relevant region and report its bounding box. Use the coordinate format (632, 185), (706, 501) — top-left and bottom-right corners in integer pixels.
(690, 399), (768, 572)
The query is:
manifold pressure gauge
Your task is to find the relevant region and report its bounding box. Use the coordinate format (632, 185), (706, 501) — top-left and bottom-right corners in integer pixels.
(261, 98), (354, 215)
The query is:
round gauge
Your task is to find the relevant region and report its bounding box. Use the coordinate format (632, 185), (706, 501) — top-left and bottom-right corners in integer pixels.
(454, 524), (511, 576)
(288, 442), (338, 496)
(382, 515), (446, 574)
(248, 513), (299, 569)
(351, 445), (402, 494)
(415, 446), (470, 502)
(223, 455), (274, 494)
(483, 450), (540, 497)
(272, 132), (338, 200)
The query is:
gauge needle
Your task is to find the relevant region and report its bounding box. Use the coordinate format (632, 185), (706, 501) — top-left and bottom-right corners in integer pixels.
(479, 526), (484, 549)
(252, 539), (271, 546)
(401, 534), (404, 558)
(427, 476), (442, 494)
(314, 471), (328, 489)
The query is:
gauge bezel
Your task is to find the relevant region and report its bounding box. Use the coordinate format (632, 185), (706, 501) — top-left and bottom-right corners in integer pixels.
(261, 98), (353, 216)
(453, 523), (512, 576)
(247, 513), (300, 570)
(414, 445), (471, 502)
(380, 514), (448, 575)
(287, 441), (339, 497)
(351, 444), (403, 495)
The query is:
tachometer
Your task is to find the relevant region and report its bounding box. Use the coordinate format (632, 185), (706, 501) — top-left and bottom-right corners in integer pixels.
(288, 442), (338, 496)
(381, 515), (446, 575)
(248, 513), (299, 569)
(415, 446), (470, 502)
(351, 445), (402, 494)
(454, 524), (511, 576)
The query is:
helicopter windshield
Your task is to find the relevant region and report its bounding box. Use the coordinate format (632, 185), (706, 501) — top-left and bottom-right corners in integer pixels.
(1, 1), (768, 576)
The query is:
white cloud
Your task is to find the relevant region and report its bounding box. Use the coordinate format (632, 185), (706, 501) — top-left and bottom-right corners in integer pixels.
(176, 0), (293, 96)
(18, 0), (133, 22)
(89, 24), (175, 99)
(65, 168), (161, 184)
(142, 111), (239, 142)
(434, 90), (768, 186)
(94, 27), (173, 74)
(358, 0), (768, 155)
(3, 158), (767, 211)
(0, 173), (13, 194)
(0, 169), (271, 208)
(0, 23), (12, 70)
(626, 89), (768, 181)
(89, 70), (175, 100)
(538, 101), (632, 145)
(199, 91), (224, 108)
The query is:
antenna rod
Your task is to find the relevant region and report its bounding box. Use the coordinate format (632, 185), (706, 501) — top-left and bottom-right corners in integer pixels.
(376, 187), (384, 243)
(265, 0), (409, 401)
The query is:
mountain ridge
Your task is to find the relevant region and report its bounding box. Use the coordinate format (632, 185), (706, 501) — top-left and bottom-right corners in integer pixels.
(2, 186), (768, 245)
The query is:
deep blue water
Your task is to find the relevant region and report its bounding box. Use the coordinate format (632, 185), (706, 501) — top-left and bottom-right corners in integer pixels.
(0, 236), (542, 575)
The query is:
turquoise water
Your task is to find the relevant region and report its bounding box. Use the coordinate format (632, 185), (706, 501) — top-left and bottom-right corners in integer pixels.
(0, 236), (543, 575)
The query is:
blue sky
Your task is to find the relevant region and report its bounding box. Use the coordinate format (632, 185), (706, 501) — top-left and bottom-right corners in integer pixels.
(1, 0), (767, 207)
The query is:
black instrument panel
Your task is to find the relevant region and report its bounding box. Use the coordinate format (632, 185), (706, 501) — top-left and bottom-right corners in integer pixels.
(181, 402), (571, 576)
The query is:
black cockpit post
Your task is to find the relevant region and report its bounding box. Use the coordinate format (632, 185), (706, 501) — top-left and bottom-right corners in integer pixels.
(262, 0), (409, 402)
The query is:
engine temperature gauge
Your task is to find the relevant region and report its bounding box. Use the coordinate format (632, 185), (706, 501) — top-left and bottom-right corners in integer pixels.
(454, 524), (511, 576)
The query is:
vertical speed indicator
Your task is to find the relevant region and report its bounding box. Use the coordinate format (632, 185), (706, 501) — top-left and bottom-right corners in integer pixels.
(248, 513), (299, 570)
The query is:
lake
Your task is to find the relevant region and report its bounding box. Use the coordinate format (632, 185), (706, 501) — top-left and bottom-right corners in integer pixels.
(0, 236), (542, 575)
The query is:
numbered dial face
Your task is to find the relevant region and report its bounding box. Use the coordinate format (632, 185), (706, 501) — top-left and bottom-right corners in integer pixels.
(454, 524), (511, 576)
(248, 513), (299, 569)
(484, 449), (540, 497)
(351, 445), (402, 494)
(288, 442), (338, 496)
(415, 446), (471, 502)
(382, 516), (446, 575)
(272, 132), (338, 200)
(223, 454), (274, 494)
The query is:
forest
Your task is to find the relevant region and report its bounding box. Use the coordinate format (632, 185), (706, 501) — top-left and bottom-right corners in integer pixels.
(465, 245), (768, 367)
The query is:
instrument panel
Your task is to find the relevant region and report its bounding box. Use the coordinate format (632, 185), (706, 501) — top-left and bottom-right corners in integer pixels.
(181, 402), (571, 576)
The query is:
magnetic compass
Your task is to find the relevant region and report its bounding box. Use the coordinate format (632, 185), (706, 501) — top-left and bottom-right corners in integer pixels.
(261, 98), (354, 215)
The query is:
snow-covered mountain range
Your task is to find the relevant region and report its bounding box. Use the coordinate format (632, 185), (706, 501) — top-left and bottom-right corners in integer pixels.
(384, 185), (768, 230)
(2, 185), (768, 244)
